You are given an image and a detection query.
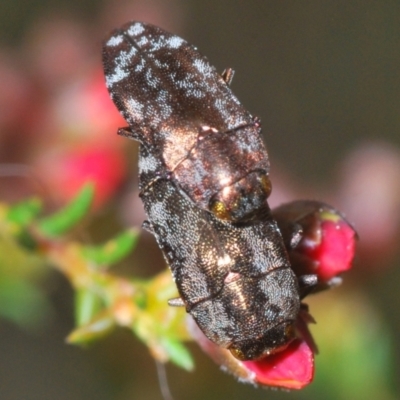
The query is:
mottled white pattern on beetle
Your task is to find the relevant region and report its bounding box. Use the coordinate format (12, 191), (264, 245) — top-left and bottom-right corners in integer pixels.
(106, 35), (124, 47)
(175, 69), (219, 100)
(148, 202), (187, 259)
(106, 46), (138, 87)
(136, 35), (149, 47)
(193, 59), (215, 79)
(127, 22), (145, 37)
(234, 128), (264, 154)
(153, 59), (163, 68)
(155, 90), (173, 118)
(166, 36), (185, 49)
(174, 77), (196, 90)
(134, 58), (146, 73)
(195, 300), (231, 339)
(145, 34), (166, 52)
(174, 78), (207, 99)
(109, 26), (256, 147)
(135, 34), (186, 55)
(145, 104), (163, 126)
(106, 65), (129, 87)
(139, 152), (159, 173)
(144, 68), (161, 89)
(231, 95), (242, 106)
(241, 225), (278, 273)
(125, 97), (144, 121)
(213, 97), (237, 123)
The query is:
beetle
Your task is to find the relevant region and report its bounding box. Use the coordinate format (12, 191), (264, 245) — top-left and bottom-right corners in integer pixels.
(102, 22), (308, 360)
(102, 22), (271, 224)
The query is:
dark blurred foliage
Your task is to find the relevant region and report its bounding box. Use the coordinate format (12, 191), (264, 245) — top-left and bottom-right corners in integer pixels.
(0, 1), (400, 399)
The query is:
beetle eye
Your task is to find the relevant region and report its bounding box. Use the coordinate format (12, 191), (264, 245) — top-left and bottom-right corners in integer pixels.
(229, 347), (247, 361)
(210, 199), (231, 221)
(260, 174), (272, 198)
(284, 323), (295, 342)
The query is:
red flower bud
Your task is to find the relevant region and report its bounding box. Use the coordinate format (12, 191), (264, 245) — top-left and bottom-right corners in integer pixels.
(189, 309), (315, 390)
(243, 337), (314, 389)
(273, 200), (357, 286)
(36, 144), (126, 208)
(51, 70), (126, 143)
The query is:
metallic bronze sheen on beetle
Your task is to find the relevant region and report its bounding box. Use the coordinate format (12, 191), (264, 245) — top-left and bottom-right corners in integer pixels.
(102, 21), (300, 360)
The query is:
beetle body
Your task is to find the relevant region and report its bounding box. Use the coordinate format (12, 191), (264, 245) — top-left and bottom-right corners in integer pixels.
(103, 21), (300, 360)
(103, 22), (271, 223)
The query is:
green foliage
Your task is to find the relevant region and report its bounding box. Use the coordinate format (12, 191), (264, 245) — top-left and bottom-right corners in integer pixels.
(67, 310), (116, 345)
(82, 228), (140, 267)
(6, 197), (42, 227)
(0, 184), (192, 369)
(38, 182), (95, 237)
(160, 337), (194, 371)
(74, 288), (105, 327)
(0, 215), (51, 328)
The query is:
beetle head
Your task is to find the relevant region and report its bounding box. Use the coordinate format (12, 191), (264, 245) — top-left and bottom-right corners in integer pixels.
(228, 321), (296, 361)
(209, 171), (272, 222)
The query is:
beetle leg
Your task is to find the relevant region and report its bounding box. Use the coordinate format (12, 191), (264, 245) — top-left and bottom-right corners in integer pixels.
(142, 220), (154, 233)
(221, 68), (235, 86)
(168, 297), (185, 307)
(117, 126), (143, 142)
(311, 276), (343, 295)
(275, 221), (303, 251)
(289, 223), (303, 249)
(298, 274), (318, 299)
(324, 276), (343, 289)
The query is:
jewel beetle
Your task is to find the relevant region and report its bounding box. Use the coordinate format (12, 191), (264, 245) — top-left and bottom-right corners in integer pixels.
(102, 22), (308, 360)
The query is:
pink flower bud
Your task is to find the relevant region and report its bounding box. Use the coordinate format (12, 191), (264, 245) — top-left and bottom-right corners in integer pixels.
(189, 310), (315, 390)
(37, 144), (126, 208)
(243, 337), (314, 389)
(273, 200), (357, 284)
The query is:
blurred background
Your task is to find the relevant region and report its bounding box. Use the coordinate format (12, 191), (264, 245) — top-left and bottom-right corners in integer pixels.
(0, 1), (399, 399)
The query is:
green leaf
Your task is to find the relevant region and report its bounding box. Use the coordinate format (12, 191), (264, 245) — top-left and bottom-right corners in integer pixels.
(82, 228), (139, 267)
(38, 183), (94, 237)
(6, 197), (42, 227)
(0, 277), (52, 329)
(74, 288), (104, 327)
(67, 312), (115, 345)
(161, 337), (194, 371)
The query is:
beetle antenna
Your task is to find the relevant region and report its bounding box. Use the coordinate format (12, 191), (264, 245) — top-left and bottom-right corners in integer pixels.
(155, 360), (175, 400)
